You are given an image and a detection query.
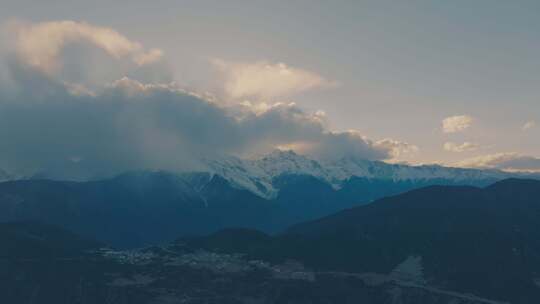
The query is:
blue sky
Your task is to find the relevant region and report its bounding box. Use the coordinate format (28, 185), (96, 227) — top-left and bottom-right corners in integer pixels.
(1, 0), (539, 172)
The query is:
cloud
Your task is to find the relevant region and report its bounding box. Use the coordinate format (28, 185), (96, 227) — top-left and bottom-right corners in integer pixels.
(442, 115), (473, 133)
(522, 120), (536, 131)
(0, 20), (414, 180)
(212, 59), (336, 99)
(2, 19), (169, 89)
(456, 153), (540, 172)
(374, 139), (419, 159)
(0, 72), (397, 178)
(295, 131), (389, 161)
(443, 141), (479, 153)
(7, 20), (162, 74)
(290, 131), (417, 161)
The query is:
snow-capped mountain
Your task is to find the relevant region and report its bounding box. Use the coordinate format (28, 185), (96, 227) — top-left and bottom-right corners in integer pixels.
(322, 156), (512, 183)
(202, 150), (335, 198)
(200, 150), (519, 199)
(201, 155), (277, 198)
(0, 155), (536, 249)
(0, 150), (531, 200)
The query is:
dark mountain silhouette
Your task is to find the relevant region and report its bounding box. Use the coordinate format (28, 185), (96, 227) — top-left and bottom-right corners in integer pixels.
(4, 180), (540, 303)
(0, 172), (278, 248)
(181, 179), (540, 303)
(0, 170), (496, 248)
(0, 221), (101, 258)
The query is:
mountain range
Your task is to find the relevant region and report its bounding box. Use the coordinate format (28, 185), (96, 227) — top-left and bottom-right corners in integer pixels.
(200, 150), (523, 199)
(180, 178), (540, 303)
(2, 179), (540, 303)
(0, 151), (537, 248)
(3, 150), (531, 199)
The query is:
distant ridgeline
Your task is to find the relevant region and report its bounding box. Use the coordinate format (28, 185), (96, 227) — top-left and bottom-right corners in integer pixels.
(0, 151), (537, 248)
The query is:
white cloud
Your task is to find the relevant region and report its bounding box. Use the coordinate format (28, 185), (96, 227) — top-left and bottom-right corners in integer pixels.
(442, 115), (473, 133)
(133, 48), (163, 66)
(456, 152), (540, 172)
(212, 59), (336, 99)
(293, 131), (386, 161)
(443, 141), (479, 153)
(290, 131), (417, 161)
(7, 20), (163, 74)
(374, 138), (419, 159)
(522, 120), (536, 131)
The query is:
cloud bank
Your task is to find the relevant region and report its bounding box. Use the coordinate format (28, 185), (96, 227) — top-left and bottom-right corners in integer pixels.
(292, 131), (418, 161)
(456, 153), (540, 172)
(0, 20), (408, 180)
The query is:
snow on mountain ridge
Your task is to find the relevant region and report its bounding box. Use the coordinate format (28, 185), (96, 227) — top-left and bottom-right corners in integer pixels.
(324, 156), (510, 182)
(202, 155), (278, 198)
(200, 150), (516, 199)
(255, 150), (331, 181)
(0, 151), (523, 200)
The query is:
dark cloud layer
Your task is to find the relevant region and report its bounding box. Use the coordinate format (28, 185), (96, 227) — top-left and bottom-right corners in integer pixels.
(0, 69), (398, 179)
(0, 20), (412, 179)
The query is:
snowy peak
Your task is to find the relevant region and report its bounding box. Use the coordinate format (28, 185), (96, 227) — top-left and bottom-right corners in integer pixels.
(200, 150), (331, 199)
(254, 150), (328, 179)
(202, 155), (277, 198)
(0, 152), (531, 200)
(323, 157), (511, 182)
(198, 151), (528, 199)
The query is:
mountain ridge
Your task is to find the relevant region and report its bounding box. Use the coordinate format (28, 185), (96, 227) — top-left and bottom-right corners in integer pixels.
(1, 150), (537, 199)
(202, 150), (535, 198)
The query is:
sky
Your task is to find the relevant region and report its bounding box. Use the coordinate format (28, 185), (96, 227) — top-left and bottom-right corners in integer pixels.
(0, 0), (539, 177)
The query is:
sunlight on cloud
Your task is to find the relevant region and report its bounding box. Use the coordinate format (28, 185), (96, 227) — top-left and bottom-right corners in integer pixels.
(443, 141), (479, 153)
(374, 139), (419, 159)
(6, 20), (163, 74)
(442, 115), (473, 133)
(212, 59), (336, 99)
(456, 152), (540, 172)
(0, 72), (400, 178)
(293, 130), (418, 162)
